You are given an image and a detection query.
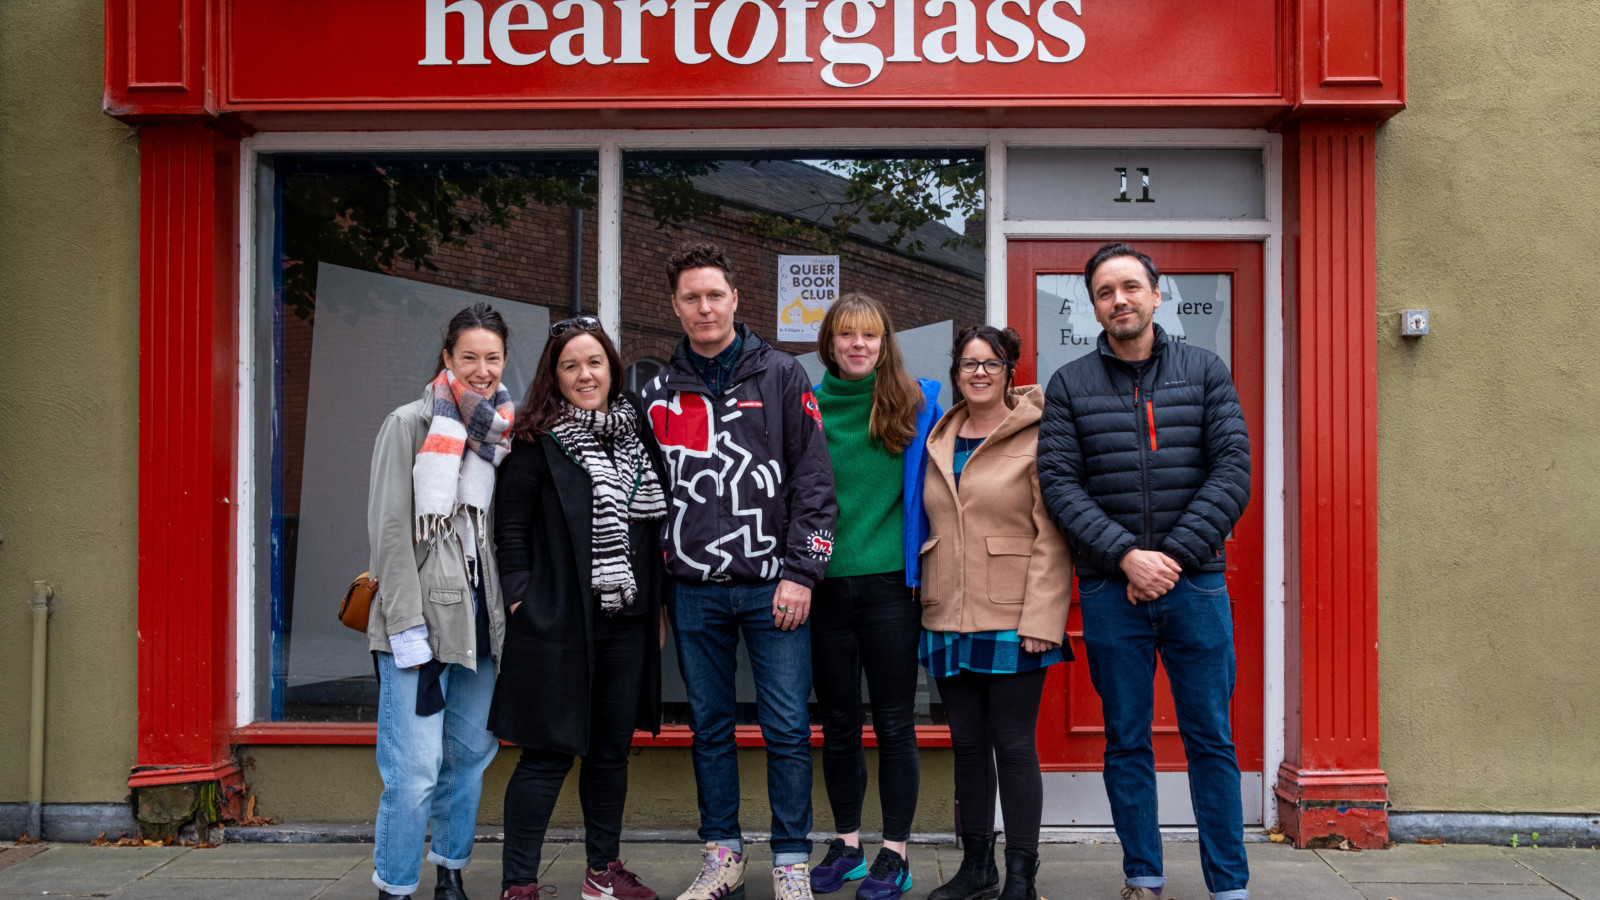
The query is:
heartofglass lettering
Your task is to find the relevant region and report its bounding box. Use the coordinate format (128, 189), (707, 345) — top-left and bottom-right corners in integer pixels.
(922, 0), (983, 64)
(710, 0), (780, 64)
(489, 0), (549, 65)
(414, 0), (1088, 86)
(615, 0), (667, 62)
(821, 0), (886, 88)
(421, 0), (492, 64)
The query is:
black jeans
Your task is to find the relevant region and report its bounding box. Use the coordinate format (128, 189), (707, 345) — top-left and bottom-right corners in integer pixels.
(502, 612), (649, 888)
(935, 667), (1048, 852)
(810, 571), (921, 841)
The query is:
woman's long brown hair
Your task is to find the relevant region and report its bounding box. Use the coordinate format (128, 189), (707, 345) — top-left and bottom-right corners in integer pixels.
(817, 293), (923, 455)
(512, 327), (627, 440)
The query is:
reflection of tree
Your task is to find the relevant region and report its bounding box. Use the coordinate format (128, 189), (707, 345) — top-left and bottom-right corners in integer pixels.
(744, 158), (985, 256)
(280, 155), (985, 322)
(280, 159), (595, 322)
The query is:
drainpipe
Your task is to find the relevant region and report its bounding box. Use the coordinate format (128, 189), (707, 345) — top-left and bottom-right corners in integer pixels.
(28, 581), (53, 841)
(572, 207), (584, 315)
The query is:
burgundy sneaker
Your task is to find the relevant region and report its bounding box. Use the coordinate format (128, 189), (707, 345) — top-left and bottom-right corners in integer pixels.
(584, 859), (660, 900)
(502, 886), (556, 900)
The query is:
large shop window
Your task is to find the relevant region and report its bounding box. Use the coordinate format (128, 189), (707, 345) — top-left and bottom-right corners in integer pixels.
(251, 150), (986, 728)
(252, 154), (599, 722)
(619, 150), (987, 727)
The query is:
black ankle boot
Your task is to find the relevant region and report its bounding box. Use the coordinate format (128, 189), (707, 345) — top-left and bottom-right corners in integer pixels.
(997, 846), (1038, 900)
(929, 833), (1000, 900)
(378, 892), (406, 900)
(435, 865), (470, 900)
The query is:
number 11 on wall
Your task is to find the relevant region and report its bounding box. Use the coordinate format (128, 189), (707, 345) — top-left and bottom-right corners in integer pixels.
(1114, 166), (1154, 203)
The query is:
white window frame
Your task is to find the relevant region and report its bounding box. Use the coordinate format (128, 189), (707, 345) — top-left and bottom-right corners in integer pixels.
(235, 126), (1284, 827)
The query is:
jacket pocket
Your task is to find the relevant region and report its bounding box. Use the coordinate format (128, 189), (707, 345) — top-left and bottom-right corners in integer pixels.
(428, 589), (465, 606)
(917, 537), (942, 605)
(985, 535), (1033, 605)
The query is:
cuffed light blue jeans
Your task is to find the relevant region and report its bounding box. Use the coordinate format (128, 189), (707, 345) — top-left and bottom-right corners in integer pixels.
(1078, 571), (1250, 900)
(372, 651), (498, 896)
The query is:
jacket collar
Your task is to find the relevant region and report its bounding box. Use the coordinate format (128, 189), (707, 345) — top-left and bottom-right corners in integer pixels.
(662, 322), (770, 393)
(1095, 322), (1170, 369)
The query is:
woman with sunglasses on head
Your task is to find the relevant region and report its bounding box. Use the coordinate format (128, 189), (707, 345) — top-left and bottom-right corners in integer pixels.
(368, 303), (514, 900)
(919, 326), (1072, 900)
(807, 294), (942, 900)
(490, 316), (669, 900)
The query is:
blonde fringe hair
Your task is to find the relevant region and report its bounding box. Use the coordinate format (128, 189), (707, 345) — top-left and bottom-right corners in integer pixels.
(817, 294), (923, 455)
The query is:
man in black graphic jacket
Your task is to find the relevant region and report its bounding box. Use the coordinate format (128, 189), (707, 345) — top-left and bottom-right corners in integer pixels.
(1037, 243), (1252, 900)
(641, 241), (836, 900)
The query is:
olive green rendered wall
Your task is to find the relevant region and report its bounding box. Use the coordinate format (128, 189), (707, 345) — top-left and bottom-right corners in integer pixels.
(0, 2), (142, 805)
(242, 746), (957, 835)
(1376, 3), (1600, 812)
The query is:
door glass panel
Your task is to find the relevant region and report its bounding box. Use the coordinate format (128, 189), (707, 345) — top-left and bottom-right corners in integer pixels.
(619, 150), (987, 726)
(1034, 273), (1232, 380)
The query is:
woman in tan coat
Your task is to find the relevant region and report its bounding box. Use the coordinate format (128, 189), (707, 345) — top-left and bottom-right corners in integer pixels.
(919, 326), (1072, 900)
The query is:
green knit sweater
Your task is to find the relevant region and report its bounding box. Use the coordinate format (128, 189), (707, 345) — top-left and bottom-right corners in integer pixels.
(816, 371), (904, 578)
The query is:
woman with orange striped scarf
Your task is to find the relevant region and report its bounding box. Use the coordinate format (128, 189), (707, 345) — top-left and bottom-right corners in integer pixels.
(366, 303), (515, 900)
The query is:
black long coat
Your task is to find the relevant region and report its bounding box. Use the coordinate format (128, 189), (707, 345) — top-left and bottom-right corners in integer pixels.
(487, 405), (666, 754)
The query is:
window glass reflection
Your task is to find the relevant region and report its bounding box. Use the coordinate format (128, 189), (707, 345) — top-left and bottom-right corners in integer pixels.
(620, 151), (988, 726)
(257, 155), (597, 722)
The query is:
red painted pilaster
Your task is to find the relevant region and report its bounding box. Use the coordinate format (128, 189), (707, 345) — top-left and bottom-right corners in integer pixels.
(133, 122), (241, 789)
(1277, 120), (1388, 848)
(104, 0), (213, 116)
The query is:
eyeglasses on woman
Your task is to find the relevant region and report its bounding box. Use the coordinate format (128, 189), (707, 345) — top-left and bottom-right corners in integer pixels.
(956, 357), (1010, 375)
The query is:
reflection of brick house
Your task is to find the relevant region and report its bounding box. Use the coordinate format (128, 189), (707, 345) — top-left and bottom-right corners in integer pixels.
(401, 157), (986, 369)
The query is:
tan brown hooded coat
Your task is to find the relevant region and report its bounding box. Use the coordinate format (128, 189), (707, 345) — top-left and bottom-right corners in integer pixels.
(919, 384), (1073, 644)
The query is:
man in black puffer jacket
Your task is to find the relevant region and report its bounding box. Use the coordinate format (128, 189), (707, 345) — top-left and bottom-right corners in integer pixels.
(1037, 243), (1251, 900)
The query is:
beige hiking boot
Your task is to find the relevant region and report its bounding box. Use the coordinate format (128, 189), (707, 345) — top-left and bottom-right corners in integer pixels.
(677, 843), (746, 900)
(774, 863), (814, 900)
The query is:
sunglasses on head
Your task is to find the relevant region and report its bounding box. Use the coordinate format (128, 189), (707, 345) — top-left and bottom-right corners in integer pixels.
(550, 316), (603, 338)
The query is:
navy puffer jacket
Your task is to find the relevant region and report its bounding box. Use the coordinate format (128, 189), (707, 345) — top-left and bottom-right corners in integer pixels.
(1037, 324), (1250, 578)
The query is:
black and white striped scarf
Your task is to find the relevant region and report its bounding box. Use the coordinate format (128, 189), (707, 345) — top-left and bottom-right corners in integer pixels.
(550, 400), (668, 613)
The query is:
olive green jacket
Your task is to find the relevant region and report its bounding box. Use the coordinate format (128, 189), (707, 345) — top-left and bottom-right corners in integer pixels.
(365, 392), (506, 669)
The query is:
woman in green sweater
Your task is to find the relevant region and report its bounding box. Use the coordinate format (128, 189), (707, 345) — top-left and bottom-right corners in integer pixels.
(808, 294), (943, 900)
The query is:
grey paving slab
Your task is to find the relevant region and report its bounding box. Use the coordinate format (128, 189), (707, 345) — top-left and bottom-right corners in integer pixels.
(108, 878), (335, 900)
(1241, 843), (1366, 899)
(1316, 844), (1541, 884)
(1353, 885), (1570, 900)
(1034, 842), (1357, 899)
(0, 845), (188, 895)
(150, 842), (368, 879)
(1508, 848), (1600, 900)
(0, 846), (46, 874)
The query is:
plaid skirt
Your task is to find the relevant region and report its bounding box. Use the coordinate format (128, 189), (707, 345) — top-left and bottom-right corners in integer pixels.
(919, 628), (1068, 679)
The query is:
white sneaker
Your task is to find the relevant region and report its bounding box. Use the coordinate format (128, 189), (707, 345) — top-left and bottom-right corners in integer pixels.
(774, 863), (814, 900)
(677, 843), (746, 900)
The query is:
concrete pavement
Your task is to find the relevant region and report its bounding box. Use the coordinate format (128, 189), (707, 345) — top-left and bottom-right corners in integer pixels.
(1, 839), (1596, 899)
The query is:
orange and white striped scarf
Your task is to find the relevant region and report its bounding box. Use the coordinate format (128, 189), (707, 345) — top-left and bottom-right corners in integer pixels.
(412, 370), (514, 577)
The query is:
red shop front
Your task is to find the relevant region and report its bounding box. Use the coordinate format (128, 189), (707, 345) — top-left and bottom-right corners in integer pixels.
(107, 0), (1403, 848)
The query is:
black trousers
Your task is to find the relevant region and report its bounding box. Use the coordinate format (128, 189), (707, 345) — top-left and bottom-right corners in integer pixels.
(935, 667), (1048, 852)
(810, 571), (922, 842)
(501, 612), (649, 888)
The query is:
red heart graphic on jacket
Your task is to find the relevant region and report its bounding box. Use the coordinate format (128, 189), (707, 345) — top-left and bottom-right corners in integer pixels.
(648, 393), (714, 455)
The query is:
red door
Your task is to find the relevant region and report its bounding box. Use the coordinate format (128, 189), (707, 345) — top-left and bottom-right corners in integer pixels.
(1009, 240), (1265, 809)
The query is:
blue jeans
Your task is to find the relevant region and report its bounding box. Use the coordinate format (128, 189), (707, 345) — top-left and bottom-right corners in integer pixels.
(670, 579), (813, 864)
(1078, 571), (1249, 900)
(373, 651), (499, 895)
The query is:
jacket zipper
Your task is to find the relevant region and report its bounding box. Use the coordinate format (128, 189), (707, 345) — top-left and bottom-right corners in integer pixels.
(1135, 379), (1153, 545)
